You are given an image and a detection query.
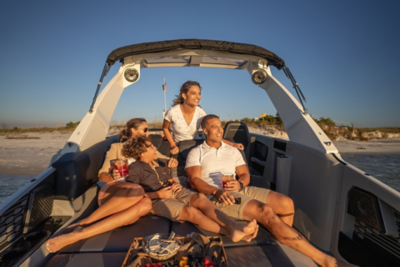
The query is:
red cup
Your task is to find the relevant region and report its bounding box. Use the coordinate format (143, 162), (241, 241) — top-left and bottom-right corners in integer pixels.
(110, 159), (129, 178)
(222, 173), (234, 189)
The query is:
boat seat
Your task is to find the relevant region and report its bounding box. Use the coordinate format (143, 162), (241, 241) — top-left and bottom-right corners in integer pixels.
(45, 252), (127, 267)
(225, 245), (295, 267)
(223, 121), (251, 163)
(47, 244), (292, 267)
(174, 139), (205, 177)
(58, 215), (170, 253)
(150, 133), (170, 157)
(171, 221), (277, 248)
(52, 135), (119, 201)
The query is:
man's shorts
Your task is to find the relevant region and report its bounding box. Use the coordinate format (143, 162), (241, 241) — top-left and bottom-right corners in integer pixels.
(210, 186), (270, 220)
(150, 188), (197, 222)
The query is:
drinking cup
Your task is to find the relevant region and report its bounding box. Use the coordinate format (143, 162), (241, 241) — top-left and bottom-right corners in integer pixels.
(110, 159), (129, 178)
(222, 173), (234, 189)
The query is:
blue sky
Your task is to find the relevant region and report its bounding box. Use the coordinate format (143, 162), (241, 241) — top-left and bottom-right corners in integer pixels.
(0, 0), (399, 128)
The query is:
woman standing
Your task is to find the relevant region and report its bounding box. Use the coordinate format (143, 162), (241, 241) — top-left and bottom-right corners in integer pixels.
(163, 81), (244, 154)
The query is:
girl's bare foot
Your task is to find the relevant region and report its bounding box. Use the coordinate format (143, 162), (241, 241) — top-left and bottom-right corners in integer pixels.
(45, 226), (84, 253)
(230, 219), (258, 242)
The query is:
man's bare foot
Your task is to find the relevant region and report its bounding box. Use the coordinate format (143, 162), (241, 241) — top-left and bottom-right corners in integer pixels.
(45, 226), (84, 253)
(240, 224), (259, 242)
(230, 219), (258, 242)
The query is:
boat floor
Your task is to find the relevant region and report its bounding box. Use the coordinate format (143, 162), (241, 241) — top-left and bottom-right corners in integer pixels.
(44, 214), (316, 267)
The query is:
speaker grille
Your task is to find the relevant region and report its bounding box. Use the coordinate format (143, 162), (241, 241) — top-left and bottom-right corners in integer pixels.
(347, 187), (384, 232)
(23, 184), (54, 234)
(0, 196), (28, 252)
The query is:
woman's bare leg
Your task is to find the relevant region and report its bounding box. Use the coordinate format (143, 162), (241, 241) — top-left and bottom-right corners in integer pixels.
(66, 182), (145, 230)
(46, 197), (152, 253)
(187, 193), (258, 242)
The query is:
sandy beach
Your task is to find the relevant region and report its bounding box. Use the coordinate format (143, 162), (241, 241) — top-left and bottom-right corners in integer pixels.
(333, 138), (400, 153)
(0, 131), (399, 203)
(0, 132), (399, 176)
(0, 132), (71, 175)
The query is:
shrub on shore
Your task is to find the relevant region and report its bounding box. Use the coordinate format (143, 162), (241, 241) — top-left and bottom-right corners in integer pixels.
(0, 121), (80, 134)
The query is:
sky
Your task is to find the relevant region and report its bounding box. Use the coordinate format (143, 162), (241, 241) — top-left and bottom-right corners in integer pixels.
(0, 0), (399, 128)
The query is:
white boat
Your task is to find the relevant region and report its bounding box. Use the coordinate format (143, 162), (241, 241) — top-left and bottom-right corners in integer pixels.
(1, 39), (399, 266)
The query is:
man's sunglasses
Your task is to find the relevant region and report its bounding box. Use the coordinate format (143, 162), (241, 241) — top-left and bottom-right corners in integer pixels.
(143, 128), (149, 133)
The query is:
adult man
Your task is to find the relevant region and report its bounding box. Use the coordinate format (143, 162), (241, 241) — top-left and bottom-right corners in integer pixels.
(185, 114), (343, 267)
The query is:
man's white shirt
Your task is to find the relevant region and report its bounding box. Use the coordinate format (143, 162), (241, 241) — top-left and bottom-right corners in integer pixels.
(185, 141), (246, 189)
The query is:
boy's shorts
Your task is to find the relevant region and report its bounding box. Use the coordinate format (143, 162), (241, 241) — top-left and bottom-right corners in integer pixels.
(150, 187), (197, 222)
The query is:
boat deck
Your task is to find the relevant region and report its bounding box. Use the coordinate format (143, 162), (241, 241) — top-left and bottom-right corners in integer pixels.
(44, 214), (316, 267)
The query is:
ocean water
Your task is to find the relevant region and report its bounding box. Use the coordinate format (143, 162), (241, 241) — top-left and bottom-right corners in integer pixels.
(341, 153), (400, 192)
(0, 173), (35, 204)
(0, 153), (399, 204)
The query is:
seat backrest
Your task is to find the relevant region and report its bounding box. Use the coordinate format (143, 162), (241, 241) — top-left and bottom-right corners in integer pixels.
(52, 135), (119, 200)
(223, 121), (251, 162)
(174, 139), (248, 178)
(150, 134), (170, 157)
(174, 140), (204, 177)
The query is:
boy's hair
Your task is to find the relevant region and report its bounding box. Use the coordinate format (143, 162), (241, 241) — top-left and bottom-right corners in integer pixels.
(122, 136), (152, 160)
(201, 114), (220, 129)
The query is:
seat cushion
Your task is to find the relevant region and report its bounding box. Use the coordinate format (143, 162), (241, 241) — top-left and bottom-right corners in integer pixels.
(171, 221), (277, 248)
(60, 215), (171, 253)
(225, 245), (294, 267)
(45, 252), (126, 267)
(175, 140), (204, 176)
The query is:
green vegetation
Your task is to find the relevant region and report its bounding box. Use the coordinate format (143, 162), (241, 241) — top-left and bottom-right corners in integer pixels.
(314, 117), (336, 126)
(66, 121), (80, 128)
(358, 127), (400, 133)
(232, 113), (284, 127)
(0, 122), (80, 134)
(1, 116), (398, 142)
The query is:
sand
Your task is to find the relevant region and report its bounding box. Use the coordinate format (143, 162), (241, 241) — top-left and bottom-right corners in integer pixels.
(0, 132), (399, 176)
(0, 132), (72, 175)
(333, 138), (400, 154)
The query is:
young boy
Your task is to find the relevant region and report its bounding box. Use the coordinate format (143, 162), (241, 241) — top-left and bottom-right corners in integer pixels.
(123, 136), (258, 242)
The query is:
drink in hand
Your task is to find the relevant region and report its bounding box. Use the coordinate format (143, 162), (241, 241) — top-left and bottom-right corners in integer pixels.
(110, 159), (129, 179)
(222, 173), (234, 189)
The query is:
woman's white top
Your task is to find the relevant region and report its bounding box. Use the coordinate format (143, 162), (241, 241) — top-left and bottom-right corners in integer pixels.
(165, 105), (207, 143)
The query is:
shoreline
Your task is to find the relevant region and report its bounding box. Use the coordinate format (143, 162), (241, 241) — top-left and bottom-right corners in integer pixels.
(0, 132), (399, 175)
(333, 138), (400, 154)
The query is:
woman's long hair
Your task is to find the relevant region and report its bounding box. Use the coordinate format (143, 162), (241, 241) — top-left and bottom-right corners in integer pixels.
(171, 81), (201, 106)
(119, 118), (147, 142)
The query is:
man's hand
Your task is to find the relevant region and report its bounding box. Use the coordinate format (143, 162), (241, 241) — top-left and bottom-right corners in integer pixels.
(167, 158), (178, 169)
(214, 189), (235, 205)
(170, 146), (179, 155)
(225, 180), (240, 192)
(171, 183), (182, 193)
(157, 187), (173, 198)
(233, 143), (244, 150)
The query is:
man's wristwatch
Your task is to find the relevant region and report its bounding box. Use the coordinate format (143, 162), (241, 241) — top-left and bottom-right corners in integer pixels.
(238, 181), (244, 190)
